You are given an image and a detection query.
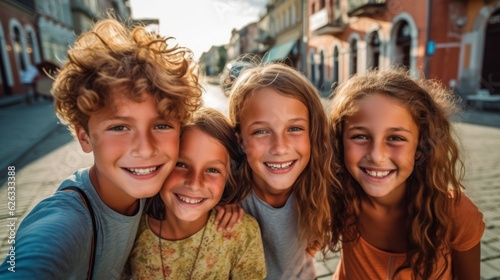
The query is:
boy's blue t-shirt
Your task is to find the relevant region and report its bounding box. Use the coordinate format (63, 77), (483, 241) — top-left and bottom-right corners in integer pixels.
(0, 167), (144, 279)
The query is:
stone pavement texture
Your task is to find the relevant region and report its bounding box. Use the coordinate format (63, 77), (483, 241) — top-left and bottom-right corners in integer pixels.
(0, 99), (499, 279)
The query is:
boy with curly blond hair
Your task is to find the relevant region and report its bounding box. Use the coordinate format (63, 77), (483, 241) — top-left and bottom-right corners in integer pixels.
(0, 18), (202, 279)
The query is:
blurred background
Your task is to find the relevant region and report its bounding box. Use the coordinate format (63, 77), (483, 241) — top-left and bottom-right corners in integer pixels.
(0, 1), (499, 279)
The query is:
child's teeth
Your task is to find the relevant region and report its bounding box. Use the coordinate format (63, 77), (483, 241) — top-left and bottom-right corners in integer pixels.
(365, 169), (390, 178)
(178, 195), (203, 204)
(266, 161), (293, 170)
(128, 167), (156, 175)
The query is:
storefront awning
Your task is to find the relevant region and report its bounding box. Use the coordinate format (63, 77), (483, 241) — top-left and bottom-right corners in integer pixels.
(263, 40), (297, 62)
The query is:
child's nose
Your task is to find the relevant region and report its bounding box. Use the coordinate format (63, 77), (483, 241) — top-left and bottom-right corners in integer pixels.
(185, 171), (203, 190)
(367, 141), (387, 163)
(131, 131), (157, 158)
(270, 134), (289, 155)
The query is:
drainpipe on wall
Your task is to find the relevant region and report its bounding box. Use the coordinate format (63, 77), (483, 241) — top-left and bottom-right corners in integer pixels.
(424, 0), (432, 78)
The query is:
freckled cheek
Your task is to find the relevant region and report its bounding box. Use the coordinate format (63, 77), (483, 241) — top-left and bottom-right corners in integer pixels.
(92, 136), (129, 153)
(158, 135), (180, 154)
(161, 173), (184, 192)
(208, 179), (226, 199)
(243, 138), (268, 156)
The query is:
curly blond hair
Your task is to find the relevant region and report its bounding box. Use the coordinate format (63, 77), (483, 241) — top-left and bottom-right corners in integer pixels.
(329, 69), (464, 279)
(52, 18), (203, 135)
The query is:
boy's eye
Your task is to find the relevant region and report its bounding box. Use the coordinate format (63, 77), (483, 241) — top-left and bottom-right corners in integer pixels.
(109, 125), (128, 131)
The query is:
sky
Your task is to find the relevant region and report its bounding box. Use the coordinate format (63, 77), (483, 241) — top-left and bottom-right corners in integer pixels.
(128, 0), (267, 60)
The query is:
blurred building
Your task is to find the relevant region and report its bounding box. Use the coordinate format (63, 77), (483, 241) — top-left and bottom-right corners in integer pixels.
(263, 0), (305, 69)
(0, 0), (136, 101)
(36, 0), (75, 68)
(225, 21), (260, 63)
(239, 21), (260, 56)
(199, 45), (226, 76)
(0, 0), (39, 98)
(203, 0), (500, 110)
(306, 0), (500, 103)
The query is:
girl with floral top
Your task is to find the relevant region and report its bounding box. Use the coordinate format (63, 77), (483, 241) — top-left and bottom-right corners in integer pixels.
(125, 108), (266, 279)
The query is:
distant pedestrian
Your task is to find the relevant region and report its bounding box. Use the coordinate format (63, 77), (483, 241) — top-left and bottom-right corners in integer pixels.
(228, 62), (344, 279)
(329, 69), (485, 279)
(125, 107), (266, 279)
(0, 18), (203, 278)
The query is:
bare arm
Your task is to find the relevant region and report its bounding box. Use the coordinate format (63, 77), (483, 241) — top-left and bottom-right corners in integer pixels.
(452, 242), (481, 280)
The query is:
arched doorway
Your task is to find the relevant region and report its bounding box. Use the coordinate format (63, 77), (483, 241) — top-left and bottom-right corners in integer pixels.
(13, 26), (27, 73)
(395, 21), (411, 69)
(481, 9), (500, 94)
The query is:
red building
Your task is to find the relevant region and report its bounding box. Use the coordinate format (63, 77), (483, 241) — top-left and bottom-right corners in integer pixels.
(0, 0), (39, 99)
(307, 0), (500, 105)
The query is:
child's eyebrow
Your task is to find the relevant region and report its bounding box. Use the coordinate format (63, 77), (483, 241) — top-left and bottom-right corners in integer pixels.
(347, 125), (414, 134)
(102, 115), (163, 122)
(248, 117), (308, 126)
(178, 155), (227, 166)
(389, 127), (415, 134)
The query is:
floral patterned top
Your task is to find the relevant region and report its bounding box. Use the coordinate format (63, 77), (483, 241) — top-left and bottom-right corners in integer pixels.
(125, 209), (266, 279)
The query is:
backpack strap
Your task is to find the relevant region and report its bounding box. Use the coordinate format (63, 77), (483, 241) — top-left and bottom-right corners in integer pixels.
(62, 186), (96, 280)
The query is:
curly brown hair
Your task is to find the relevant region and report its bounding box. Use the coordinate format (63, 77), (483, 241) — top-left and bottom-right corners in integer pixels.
(329, 69), (465, 279)
(52, 18), (203, 135)
(228, 62), (344, 254)
(146, 107), (244, 220)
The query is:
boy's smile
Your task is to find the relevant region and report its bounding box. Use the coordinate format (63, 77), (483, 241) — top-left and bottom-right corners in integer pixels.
(76, 91), (181, 214)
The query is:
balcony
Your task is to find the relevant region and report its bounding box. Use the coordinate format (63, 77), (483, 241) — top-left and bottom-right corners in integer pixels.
(310, 8), (344, 36)
(348, 0), (386, 17)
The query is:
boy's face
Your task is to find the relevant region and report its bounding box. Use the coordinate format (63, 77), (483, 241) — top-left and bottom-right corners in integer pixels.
(76, 91), (181, 206)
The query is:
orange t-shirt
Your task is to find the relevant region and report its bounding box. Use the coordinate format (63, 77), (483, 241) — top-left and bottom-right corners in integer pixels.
(333, 195), (485, 280)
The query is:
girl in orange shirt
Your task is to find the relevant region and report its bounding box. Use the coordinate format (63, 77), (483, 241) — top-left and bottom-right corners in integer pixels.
(329, 69), (485, 280)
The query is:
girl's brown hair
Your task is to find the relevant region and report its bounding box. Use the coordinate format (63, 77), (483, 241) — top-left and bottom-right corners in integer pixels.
(52, 18), (202, 135)
(146, 107), (244, 220)
(329, 69), (464, 279)
(229, 62), (344, 253)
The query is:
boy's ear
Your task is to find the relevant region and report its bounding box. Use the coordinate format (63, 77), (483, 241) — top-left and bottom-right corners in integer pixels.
(76, 126), (93, 153)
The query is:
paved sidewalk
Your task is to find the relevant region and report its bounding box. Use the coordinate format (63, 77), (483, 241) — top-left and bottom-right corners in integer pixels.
(0, 98), (499, 279)
(0, 99), (59, 172)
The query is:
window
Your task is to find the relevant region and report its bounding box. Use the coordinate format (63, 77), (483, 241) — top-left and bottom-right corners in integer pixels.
(13, 27), (26, 71)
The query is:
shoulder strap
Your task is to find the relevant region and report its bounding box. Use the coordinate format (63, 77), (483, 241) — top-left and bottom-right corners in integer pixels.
(62, 186), (96, 280)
